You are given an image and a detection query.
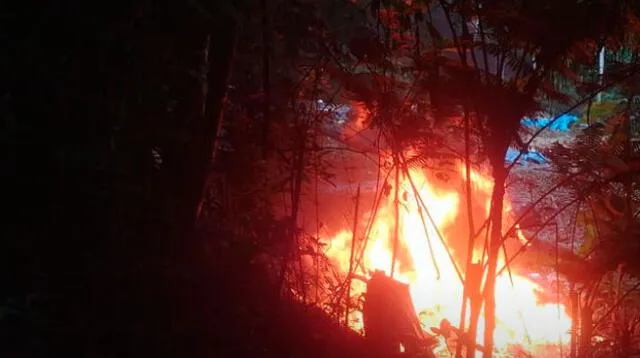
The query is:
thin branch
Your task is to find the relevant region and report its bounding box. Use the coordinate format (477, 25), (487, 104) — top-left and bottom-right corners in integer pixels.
(401, 153), (464, 284)
(460, 12), (481, 73)
(512, 43), (533, 89)
(439, 0), (467, 66)
(500, 170), (587, 247)
(474, 0), (490, 81)
(498, 196), (581, 276)
(351, 131), (388, 276)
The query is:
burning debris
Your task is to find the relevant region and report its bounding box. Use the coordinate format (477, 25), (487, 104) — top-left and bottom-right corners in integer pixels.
(318, 157), (572, 356)
(363, 270), (438, 357)
(361, 270), (488, 357)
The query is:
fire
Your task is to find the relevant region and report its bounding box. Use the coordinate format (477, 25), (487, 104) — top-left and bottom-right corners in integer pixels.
(323, 163), (571, 356)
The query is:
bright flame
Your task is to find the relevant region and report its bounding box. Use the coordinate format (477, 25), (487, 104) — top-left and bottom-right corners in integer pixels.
(323, 162), (571, 356)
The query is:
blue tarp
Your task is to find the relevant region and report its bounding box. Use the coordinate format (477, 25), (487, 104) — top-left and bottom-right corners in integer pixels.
(520, 114), (579, 132)
(505, 148), (548, 166)
(505, 114), (578, 165)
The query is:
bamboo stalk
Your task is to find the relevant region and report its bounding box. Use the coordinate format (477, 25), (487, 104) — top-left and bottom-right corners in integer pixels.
(458, 108), (476, 358)
(555, 223), (564, 357)
(400, 156), (464, 284)
(345, 184), (361, 327)
(195, 21), (240, 222)
(356, 163), (392, 274)
(261, 0), (271, 158)
(314, 143), (321, 304)
(390, 160), (401, 278)
(412, 195), (441, 280)
(277, 114), (307, 296)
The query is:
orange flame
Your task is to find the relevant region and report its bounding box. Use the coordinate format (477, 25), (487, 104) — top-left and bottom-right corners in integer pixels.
(323, 162), (571, 356)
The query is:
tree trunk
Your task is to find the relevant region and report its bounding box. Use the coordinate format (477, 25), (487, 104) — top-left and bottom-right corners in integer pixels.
(570, 284), (579, 358)
(580, 305), (593, 357)
(482, 164), (507, 358)
(466, 263), (483, 357)
(161, 10), (241, 357)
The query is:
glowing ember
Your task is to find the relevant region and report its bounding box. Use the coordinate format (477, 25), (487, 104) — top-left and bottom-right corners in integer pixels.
(323, 162), (571, 356)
